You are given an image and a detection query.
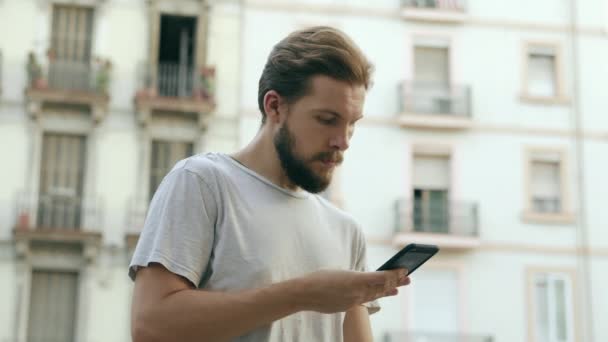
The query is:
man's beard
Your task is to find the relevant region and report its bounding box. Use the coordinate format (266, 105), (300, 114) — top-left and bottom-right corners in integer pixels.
(273, 122), (342, 194)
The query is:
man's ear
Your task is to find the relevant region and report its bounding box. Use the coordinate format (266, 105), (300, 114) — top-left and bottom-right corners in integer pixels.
(263, 90), (286, 124)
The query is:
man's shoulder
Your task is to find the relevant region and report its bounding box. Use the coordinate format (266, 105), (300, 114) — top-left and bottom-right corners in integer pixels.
(170, 152), (231, 184)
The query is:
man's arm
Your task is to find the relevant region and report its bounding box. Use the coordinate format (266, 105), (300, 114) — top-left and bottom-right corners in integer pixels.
(131, 263), (407, 342)
(343, 305), (374, 342)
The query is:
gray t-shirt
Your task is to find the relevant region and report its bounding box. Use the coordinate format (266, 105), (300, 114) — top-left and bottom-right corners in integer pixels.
(129, 152), (379, 341)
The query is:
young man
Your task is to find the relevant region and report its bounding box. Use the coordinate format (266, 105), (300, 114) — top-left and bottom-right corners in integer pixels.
(129, 26), (410, 342)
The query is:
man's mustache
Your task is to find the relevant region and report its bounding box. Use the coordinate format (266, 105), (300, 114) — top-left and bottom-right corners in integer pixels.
(313, 152), (343, 164)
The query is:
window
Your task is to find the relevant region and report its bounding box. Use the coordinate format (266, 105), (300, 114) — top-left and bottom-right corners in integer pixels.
(157, 14), (198, 97)
(532, 273), (574, 342)
(414, 45), (450, 87)
(413, 155), (450, 233)
(412, 40), (452, 114)
(38, 133), (87, 229)
(410, 268), (459, 333)
(27, 270), (79, 342)
(149, 140), (194, 200)
(49, 5), (94, 90)
(530, 151), (562, 214)
(526, 45), (559, 98)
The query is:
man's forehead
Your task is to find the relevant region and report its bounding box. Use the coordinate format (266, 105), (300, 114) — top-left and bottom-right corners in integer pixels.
(304, 76), (366, 114)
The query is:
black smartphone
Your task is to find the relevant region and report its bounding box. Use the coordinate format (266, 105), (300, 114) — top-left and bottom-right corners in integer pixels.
(376, 243), (439, 275)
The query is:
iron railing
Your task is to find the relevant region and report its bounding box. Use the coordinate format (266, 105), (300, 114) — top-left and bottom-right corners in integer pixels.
(401, 0), (466, 11)
(137, 62), (215, 100)
(125, 198), (148, 234)
(399, 81), (472, 117)
(384, 331), (492, 342)
(0, 50), (3, 96)
(395, 198), (479, 236)
(14, 192), (103, 231)
(26, 54), (111, 94)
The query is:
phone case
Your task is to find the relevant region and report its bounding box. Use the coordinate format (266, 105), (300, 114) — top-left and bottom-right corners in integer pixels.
(376, 243), (439, 274)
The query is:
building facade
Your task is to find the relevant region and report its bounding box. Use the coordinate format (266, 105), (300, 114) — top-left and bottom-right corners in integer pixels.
(0, 0), (606, 341)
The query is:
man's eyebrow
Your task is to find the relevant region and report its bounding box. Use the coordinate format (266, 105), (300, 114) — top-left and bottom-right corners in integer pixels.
(314, 109), (363, 121)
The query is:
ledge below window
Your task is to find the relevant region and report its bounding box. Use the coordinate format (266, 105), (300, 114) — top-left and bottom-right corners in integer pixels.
(519, 94), (571, 106)
(521, 211), (576, 225)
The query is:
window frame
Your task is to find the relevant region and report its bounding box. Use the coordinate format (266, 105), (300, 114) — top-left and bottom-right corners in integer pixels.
(520, 41), (569, 105)
(526, 267), (579, 342)
(522, 147), (574, 224)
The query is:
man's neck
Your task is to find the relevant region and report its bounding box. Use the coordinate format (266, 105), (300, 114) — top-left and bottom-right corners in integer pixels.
(230, 131), (298, 191)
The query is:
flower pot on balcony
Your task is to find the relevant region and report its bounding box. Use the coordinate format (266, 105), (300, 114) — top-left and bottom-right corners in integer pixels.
(17, 213), (30, 230)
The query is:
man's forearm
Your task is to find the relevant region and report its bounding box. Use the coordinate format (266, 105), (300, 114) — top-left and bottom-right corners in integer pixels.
(132, 278), (305, 342)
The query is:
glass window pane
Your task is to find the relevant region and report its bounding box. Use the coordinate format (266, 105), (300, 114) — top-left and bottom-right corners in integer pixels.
(554, 279), (568, 340)
(528, 53), (556, 97)
(535, 274), (550, 342)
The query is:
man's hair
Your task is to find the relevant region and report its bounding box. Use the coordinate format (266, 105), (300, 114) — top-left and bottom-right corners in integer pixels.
(257, 26), (374, 124)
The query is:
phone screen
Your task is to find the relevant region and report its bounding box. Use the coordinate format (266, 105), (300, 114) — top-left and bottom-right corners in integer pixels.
(391, 252), (430, 271)
(376, 244), (438, 273)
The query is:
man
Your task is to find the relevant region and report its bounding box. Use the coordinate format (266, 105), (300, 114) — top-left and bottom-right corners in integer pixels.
(129, 26), (410, 342)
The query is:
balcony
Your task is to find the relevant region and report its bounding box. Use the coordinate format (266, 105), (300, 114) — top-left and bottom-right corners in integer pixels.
(384, 331), (493, 342)
(0, 50), (3, 97)
(24, 52), (111, 121)
(124, 198), (148, 250)
(394, 198), (480, 250)
(134, 62), (216, 128)
(400, 0), (468, 23)
(13, 192), (103, 259)
(397, 81), (473, 130)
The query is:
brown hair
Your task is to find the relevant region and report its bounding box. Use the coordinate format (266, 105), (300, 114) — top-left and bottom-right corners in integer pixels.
(257, 26), (374, 123)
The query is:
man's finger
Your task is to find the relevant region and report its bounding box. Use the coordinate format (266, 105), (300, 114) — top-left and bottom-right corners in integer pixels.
(366, 269), (406, 286)
(398, 276), (411, 286)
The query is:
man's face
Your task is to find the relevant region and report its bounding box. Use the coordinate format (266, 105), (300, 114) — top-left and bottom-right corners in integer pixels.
(273, 75), (366, 193)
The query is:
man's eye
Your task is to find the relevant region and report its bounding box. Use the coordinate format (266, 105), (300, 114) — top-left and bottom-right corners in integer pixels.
(318, 117), (336, 125)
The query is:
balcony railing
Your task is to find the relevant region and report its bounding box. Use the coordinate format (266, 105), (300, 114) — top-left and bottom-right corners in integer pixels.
(401, 0), (466, 11)
(384, 331), (492, 342)
(395, 198), (479, 237)
(399, 81), (472, 117)
(0, 50), (3, 96)
(26, 53), (111, 95)
(126, 198), (148, 234)
(137, 62), (215, 101)
(15, 192), (103, 232)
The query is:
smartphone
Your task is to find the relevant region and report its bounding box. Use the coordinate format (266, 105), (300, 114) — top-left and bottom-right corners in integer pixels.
(376, 243), (439, 275)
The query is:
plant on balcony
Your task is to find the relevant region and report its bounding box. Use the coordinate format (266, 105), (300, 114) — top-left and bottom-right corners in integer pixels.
(196, 66), (215, 102)
(26, 52), (45, 89)
(94, 57), (112, 95)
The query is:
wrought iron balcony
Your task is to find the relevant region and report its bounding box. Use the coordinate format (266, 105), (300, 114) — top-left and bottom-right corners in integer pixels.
(0, 50), (3, 96)
(136, 62), (215, 100)
(124, 198), (149, 249)
(14, 192), (102, 232)
(24, 52), (111, 122)
(394, 198), (480, 249)
(384, 331), (493, 342)
(26, 53), (111, 96)
(397, 81), (473, 129)
(134, 62), (216, 126)
(401, 0), (466, 11)
(400, 0), (468, 22)
(399, 81), (472, 117)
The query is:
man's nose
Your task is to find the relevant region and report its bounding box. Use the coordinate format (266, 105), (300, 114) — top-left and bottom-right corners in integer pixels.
(329, 132), (350, 151)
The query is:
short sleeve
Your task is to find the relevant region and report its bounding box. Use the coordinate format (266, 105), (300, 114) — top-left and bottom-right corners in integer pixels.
(352, 225), (381, 315)
(128, 166), (217, 287)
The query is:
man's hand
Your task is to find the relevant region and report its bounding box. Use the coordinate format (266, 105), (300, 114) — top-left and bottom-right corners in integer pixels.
(294, 269), (410, 313)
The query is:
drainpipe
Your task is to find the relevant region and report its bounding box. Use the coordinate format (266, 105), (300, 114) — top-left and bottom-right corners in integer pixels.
(568, 0), (594, 341)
